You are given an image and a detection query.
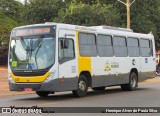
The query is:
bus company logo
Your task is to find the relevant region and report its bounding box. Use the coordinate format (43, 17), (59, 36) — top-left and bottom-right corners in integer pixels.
(111, 62), (119, 68)
(104, 62), (111, 71)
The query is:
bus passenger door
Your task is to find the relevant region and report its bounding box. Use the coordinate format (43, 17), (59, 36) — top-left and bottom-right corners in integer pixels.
(58, 29), (78, 91)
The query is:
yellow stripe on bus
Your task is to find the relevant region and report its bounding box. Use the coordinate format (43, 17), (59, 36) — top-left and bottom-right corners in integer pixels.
(10, 72), (50, 83)
(76, 31), (91, 76)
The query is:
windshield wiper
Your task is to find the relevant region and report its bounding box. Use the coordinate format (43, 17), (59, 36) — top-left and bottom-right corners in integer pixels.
(20, 35), (44, 69)
(35, 37), (44, 69)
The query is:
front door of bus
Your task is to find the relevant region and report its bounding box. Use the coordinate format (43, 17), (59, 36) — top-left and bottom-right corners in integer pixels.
(58, 29), (78, 90)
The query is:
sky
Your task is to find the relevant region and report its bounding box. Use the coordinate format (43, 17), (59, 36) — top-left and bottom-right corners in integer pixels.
(16, 0), (24, 3)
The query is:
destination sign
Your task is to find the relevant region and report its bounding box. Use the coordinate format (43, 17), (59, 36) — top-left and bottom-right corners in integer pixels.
(12, 26), (55, 36)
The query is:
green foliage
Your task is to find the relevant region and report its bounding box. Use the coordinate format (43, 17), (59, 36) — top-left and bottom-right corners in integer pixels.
(0, 10), (18, 48)
(0, 0), (160, 49)
(55, 2), (120, 26)
(0, 0), (23, 48)
(24, 0), (65, 24)
(0, 0), (24, 23)
(114, 0), (160, 49)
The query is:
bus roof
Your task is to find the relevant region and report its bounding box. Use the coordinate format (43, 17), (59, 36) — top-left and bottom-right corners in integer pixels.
(12, 22), (154, 39)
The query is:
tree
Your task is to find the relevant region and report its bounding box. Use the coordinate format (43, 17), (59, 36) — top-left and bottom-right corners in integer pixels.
(111, 0), (160, 49)
(0, 0), (24, 23)
(0, 0), (159, 50)
(55, 2), (121, 26)
(24, 0), (65, 24)
(130, 0), (160, 49)
(64, 0), (116, 5)
(0, 0), (23, 48)
(0, 10), (18, 48)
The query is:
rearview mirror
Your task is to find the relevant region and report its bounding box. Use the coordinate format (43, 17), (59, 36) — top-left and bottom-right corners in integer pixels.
(60, 39), (69, 49)
(64, 39), (69, 48)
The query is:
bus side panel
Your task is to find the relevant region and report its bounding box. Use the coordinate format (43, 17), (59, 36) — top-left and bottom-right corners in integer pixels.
(91, 57), (116, 87)
(91, 57), (135, 88)
(114, 57), (140, 83)
(84, 57), (141, 88)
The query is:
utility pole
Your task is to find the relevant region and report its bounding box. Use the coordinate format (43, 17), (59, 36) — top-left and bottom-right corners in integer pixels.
(117, 0), (135, 29)
(24, 0), (28, 5)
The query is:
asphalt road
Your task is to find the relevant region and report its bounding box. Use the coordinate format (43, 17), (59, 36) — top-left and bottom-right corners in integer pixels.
(1, 78), (160, 115)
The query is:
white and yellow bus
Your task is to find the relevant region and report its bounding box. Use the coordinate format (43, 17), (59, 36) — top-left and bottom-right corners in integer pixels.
(8, 23), (156, 97)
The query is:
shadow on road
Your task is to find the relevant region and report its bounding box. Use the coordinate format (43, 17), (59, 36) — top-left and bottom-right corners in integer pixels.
(17, 87), (152, 102)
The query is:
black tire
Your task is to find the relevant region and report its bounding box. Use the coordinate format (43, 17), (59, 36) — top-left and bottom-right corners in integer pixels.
(72, 75), (88, 97)
(92, 87), (106, 91)
(36, 91), (50, 97)
(121, 72), (138, 91)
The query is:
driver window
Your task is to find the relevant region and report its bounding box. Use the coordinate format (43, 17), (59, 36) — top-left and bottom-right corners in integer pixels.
(59, 39), (75, 61)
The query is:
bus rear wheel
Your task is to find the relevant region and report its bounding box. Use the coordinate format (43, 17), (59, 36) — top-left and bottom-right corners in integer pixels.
(72, 75), (88, 97)
(121, 72), (138, 91)
(92, 87), (106, 91)
(36, 91), (50, 97)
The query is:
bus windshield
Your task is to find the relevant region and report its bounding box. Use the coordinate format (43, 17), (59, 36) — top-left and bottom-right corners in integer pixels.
(9, 35), (56, 70)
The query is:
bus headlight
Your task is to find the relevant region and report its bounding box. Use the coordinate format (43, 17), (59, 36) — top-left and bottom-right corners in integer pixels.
(8, 74), (15, 83)
(44, 71), (56, 83)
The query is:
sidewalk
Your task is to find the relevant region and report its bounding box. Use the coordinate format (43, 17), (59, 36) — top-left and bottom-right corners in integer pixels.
(0, 65), (8, 82)
(0, 66), (34, 97)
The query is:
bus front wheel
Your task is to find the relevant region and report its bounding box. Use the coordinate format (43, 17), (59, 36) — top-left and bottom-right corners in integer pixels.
(72, 75), (88, 97)
(121, 72), (138, 91)
(36, 91), (50, 97)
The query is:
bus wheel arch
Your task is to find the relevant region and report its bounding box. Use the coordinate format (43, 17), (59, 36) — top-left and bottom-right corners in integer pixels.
(130, 68), (138, 83)
(121, 68), (138, 91)
(79, 71), (92, 87)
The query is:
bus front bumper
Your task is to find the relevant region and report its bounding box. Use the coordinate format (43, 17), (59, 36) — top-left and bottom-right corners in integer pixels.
(9, 78), (78, 92)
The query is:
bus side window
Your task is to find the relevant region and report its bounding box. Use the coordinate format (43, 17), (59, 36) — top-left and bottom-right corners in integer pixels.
(59, 38), (75, 64)
(140, 39), (151, 57)
(113, 36), (127, 57)
(127, 37), (139, 57)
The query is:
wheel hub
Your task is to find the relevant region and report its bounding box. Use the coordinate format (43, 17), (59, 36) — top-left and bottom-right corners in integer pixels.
(79, 80), (86, 92)
(131, 75), (136, 88)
